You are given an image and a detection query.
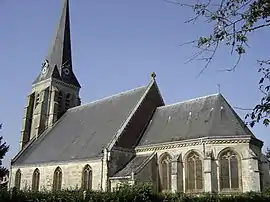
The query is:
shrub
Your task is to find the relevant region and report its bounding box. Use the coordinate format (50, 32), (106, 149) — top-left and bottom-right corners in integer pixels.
(2, 185), (270, 202)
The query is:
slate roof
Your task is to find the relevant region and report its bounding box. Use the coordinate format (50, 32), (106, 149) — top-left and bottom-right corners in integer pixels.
(33, 0), (80, 87)
(13, 86), (147, 165)
(138, 93), (254, 146)
(113, 154), (152, 177)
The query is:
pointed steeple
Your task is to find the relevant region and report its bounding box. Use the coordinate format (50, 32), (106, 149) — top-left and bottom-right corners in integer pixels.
(33, 0), (81, 88)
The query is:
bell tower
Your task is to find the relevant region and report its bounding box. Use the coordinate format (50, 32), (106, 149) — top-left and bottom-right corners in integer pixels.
(20, 0), (81, 150)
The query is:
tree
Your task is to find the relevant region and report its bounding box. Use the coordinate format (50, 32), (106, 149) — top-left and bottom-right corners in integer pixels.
(0, 124), (9, 178)
(265, 147), (270, 159)
(165, 0), (270, 127)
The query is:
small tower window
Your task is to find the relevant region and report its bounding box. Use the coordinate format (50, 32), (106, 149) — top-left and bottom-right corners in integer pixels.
(58, 91), (63, 106)
(57, 91), (63, 118)
(65, 93), (71, 110)
(35, 93), (40, 108)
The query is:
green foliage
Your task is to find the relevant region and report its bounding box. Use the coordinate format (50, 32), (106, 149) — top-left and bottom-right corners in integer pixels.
(265, 147), (270, 158)
(245, 60), (270, 127)
(0, 124), (9, 178)
(166, 0), (270, 127)
(3, 185), (270, 202)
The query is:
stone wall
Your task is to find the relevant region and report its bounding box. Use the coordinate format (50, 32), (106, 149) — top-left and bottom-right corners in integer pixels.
(10, 159), (103, 191)
(135, 154), (158, 192)
(135, 137), (266, 193)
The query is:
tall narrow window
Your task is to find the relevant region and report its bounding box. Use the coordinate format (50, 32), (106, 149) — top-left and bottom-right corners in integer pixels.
(32, 168), (40, 192)
(35, 93), (40, 108)
(57, 92), (63, 119)
(53, 167), (62, 191)
(81, 165), (92, 190)
(160, 153), (171, 191)
(14, 169), (21, 190)
(65, 93), (71, 110)
(219, 150), (240, 191)
(186, 151), (203, 192)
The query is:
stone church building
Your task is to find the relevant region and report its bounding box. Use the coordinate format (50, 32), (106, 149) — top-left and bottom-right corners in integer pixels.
(9, 0), (270, 193)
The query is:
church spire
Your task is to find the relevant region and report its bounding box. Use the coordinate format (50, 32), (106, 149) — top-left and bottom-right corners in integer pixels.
(33, 0), (81, 88)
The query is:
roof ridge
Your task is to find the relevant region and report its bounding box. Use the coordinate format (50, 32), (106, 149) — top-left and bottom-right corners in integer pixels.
(69, 85), (147, 112)
(157, 93), (220, 109)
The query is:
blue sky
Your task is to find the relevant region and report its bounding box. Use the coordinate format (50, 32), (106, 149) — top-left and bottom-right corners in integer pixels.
(0, 0), (269, 167)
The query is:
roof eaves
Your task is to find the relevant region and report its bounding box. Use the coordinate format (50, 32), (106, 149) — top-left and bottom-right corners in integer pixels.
(109, 176), (132, 180)
(12, 155), (102, 168)
(11, 111), (70, 165)
(134, 152), (156, 175)
(11, 135), (37, 165)
(135, 135), (253, 150)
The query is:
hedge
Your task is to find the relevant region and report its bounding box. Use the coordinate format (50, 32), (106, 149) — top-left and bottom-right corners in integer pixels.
(2, 183), (270, 202)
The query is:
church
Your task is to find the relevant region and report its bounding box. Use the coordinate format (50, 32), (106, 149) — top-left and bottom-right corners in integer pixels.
(9, 0), (270, 193)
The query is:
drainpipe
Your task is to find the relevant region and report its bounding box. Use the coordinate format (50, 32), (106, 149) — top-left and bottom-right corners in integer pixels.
(101, 157), (103, 191)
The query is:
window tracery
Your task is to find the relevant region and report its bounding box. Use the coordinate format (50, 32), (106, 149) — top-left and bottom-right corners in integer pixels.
(160, 153), (171, 191)
(219, 150), (240, 191)
(186, 151), (203, 192)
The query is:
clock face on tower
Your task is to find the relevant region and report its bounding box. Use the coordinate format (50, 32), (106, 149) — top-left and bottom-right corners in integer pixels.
(63, 68), (70, 75)
(41, 60), (49, 74)
(62, 60), (71, 76)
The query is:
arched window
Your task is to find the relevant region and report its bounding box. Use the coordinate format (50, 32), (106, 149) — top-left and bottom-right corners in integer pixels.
(160, 153), (171, 191)
(32, 168), (40, 192)
(14, 169), (21, 190)
(186, 151), (203, 192)
(53, 167), (62, 191)
(219, 149), (240, 191)
(81, 164), (92, 190)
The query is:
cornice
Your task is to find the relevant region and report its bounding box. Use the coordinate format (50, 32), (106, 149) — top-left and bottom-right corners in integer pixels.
(53, 79), (80, 90)
(112, 146), (135, 154)
(135, 136), (253, 153)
